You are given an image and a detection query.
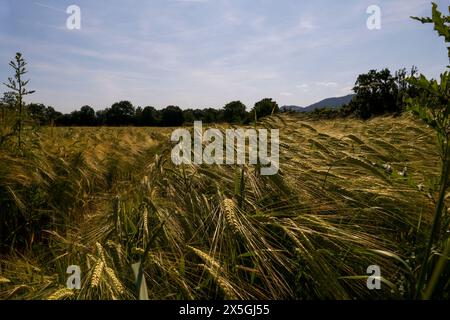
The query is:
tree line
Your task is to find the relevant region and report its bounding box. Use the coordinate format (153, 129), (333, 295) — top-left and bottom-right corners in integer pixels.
(1, 93), (280, 127)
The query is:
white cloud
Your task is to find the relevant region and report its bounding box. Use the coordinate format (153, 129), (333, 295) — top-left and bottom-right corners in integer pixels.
(223, 12), (243, 26)
(315, 82), (338, 87)
(340, 85), (354, 94)
(280, 92), (293, 97)
(298, 19), (316, 33)
(33, 2), (65, 13)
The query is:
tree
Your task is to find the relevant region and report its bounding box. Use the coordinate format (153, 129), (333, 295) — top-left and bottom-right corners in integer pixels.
(134, 106), (143, 126)
(0, 92), (16, 125)
(252, 98), (279, 121)
(1, 91), (15, 106)
(351, 69), (397, 119)
(79, 105), (96, 126)
(395, 66), (419, 105)
(407, 3), (450, 300)
(95, 109), (107, 126)
(106, 101), (135, 126)
(2, 52), (35, 147)
(69, 110), (81, 125)
(223, 101), (247, 124)
(161, 105), (184, 126)
(45, 106), (61, 125)
(194, 108), (222, 123)
(141, 106), (159, 126)
(27, 103), (47, 125)
(182, 109), (195, 124)
(349, 68), (418, 119)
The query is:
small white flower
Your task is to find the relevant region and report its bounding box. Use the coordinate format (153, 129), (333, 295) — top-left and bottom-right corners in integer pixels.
(382, 163), (393, 173)
(398, 167), (408, 177)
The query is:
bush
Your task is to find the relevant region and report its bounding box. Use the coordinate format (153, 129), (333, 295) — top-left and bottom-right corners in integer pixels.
(251, 98), (279, 120)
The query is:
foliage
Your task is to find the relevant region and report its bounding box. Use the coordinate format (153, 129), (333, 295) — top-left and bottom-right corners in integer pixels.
(2, 53), (35, 147)
(251, 98), (279, 121)
(140, 106), (160, 126)
(105, 101), (135, 126)
(223, 101), (248, 124)
(349, 68), (418, 119)
(161, 105), (184, 127)
(407, 2), (450, 299)
(295, 67), (418, 121)
(27, 103), (62, 126)
(43, 101), (257, 127)
(411, 2), (450, 67)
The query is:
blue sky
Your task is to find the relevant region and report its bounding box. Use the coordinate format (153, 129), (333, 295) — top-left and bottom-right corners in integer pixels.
(0, 0), (448, 112)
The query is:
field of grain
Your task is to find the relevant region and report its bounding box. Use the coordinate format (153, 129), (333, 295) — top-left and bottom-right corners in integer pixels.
(0, 113), (447, 299)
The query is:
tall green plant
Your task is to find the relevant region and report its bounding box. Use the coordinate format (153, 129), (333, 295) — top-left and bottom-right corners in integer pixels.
(407, 2), (450, 299)
(3, 52), (35, 147)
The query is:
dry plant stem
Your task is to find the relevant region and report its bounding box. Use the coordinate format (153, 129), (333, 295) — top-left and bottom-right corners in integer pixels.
(423, 237), (450, 299)
(416, 146), (450, 299)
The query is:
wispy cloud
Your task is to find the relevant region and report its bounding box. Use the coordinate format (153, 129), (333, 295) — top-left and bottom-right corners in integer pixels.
(316, 82), (338, 87)
(33, 2), (66, 13)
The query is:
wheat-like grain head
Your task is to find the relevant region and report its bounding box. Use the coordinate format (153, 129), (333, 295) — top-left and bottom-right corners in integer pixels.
(105, 266), (125, 295)
(90, 260), (104, 288)
(222, 198), (240, 234)
(47, 288), (75, 300)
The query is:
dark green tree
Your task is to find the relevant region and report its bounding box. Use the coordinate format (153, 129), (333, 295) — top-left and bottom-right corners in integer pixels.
(79, 105), (96, 126)
(182, 109), (195, 124)
(106, 101), (135, 126)
(141, 106), (159, 126)
(198, 108), (222, 123)
(27, 103), (47, 125)
(0, 92), (16, 125)
(252, 98), (279, 121)
(1, 91), (16, 106)
(95, 109), (107, 126)
(45, 106), (61, 125)
(134, 106), (143, 125)
(350, 67), (419, 119)
(351, 68), (397, 119)
(223, 101), (247, 124)
(161, 105), (184, 126)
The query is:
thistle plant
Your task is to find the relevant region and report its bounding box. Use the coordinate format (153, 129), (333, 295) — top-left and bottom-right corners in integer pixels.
(407, 2), (450, 299)
(3, 52), (35, 148)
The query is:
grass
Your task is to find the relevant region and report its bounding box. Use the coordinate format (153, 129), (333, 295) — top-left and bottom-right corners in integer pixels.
(0, 112), (448, 300)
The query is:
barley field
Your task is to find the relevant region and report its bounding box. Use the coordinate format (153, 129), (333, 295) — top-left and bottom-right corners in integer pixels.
(0, 112), (448, 300)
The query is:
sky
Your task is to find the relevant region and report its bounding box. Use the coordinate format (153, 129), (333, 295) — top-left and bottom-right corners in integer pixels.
(0, 0), (448, 113)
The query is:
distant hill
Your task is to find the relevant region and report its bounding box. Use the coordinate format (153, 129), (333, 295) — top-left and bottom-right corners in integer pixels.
(281, 94), (355, 113)
(280, 105), (303, 112)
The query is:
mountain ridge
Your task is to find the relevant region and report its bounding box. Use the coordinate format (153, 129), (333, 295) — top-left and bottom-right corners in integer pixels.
(281, 94), (355, 112)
